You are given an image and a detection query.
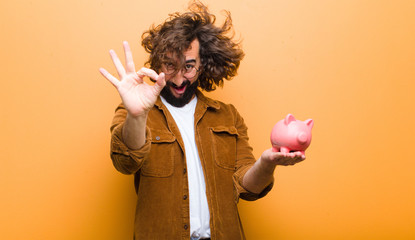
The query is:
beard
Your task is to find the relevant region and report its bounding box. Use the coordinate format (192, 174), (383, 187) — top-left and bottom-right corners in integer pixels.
(160, 79), (199, 107)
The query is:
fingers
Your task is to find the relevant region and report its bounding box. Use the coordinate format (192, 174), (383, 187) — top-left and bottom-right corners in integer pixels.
(137, 68), (166, 96)
(270, 151), (305, 166)
(154, 72), (166, 94)
(109, 49), (126, 78)
(286, 152), (305, 165)
(137, 67), (160, 80)
(102, 43), (163, 90)
(123, 41), (136, 74)
(99, 67), (119, 88)
(283, 151), (305, 164)
(286, 153), (305, 165)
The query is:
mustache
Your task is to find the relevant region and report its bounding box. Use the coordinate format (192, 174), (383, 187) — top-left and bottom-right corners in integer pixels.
(166, 80), (191, 88)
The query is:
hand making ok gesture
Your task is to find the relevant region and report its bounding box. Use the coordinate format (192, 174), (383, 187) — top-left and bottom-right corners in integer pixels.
(99, 41), (166, 117)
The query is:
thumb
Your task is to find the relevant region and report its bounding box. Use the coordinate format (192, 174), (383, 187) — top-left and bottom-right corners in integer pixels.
(154, 72), (166, 94)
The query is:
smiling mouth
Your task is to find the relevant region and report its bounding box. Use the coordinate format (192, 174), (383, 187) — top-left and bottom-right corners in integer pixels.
(171, 84), (187, 96)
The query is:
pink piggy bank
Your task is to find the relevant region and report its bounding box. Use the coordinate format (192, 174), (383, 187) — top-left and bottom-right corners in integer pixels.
(270, 114), (314, 156)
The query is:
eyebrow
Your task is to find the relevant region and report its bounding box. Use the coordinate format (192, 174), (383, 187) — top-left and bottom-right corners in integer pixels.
(185, 59), (196, 64)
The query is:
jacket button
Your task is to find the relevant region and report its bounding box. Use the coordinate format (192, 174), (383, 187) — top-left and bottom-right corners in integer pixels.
(183, 195), (187, 200)
(155, 136), (160, 140)
(184, 224), (188, 230)
(183, 168), (187, 174)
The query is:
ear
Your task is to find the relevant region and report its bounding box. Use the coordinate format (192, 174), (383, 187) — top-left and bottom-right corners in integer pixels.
(305, 119), (314, 129)
(284, 114), (296, 125)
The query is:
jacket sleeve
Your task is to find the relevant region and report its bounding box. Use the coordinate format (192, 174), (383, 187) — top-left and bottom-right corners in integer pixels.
(230, 104), (274, 201)
(110, 103), (152, 175)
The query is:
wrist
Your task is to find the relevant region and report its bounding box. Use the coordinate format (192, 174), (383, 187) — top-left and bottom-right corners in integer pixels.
(257, 157), (277, 174)
(126, 111), (149, 121)
(123, 112), (148, 150)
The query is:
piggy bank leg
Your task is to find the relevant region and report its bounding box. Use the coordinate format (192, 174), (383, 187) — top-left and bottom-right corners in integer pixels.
(280, 147), (290, 153)
(272, 146), (280, 152)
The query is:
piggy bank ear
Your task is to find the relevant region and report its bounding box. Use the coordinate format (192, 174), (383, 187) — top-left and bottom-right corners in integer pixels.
(284, 114), (296, 125)
(305, 119), (314, 129)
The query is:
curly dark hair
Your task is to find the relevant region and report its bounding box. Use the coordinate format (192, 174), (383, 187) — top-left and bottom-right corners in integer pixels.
(141, 1), (244, 91)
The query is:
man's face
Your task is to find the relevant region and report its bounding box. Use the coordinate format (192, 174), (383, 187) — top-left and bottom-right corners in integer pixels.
(160, 39), (201, 107)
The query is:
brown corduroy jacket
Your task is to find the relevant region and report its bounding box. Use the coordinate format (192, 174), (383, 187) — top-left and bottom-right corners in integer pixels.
(110, 91), (273, 240)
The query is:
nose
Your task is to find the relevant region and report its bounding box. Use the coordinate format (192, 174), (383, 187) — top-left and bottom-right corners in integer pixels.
(170, 70), (186, 86)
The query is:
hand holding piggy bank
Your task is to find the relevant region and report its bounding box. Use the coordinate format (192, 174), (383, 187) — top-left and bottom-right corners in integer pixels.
(270, 114), (314, 156)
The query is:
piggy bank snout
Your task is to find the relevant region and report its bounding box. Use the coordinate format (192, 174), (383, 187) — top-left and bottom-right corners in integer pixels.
(297, 132), (308, 144)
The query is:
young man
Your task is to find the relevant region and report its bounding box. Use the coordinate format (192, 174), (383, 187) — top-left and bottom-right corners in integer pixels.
(100, 2), (304, 239)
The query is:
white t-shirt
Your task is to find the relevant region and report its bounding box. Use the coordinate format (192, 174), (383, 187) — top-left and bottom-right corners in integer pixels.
(161, 96), (211, 239)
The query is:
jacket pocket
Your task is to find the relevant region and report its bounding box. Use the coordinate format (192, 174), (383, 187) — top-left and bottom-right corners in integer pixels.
(210, 126), (238, 170)
(141, 129), (176, 177)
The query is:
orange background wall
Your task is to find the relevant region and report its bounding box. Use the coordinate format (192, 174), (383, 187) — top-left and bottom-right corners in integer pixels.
(1, 0), (414, 239)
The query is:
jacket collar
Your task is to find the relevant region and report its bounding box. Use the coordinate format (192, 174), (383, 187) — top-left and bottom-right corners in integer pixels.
(195, 90), (220, 110)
